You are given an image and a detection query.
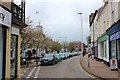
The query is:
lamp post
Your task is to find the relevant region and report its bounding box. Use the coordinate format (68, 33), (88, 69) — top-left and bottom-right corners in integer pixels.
(78, 13), (83, 56)
(35, 11), (40, 65)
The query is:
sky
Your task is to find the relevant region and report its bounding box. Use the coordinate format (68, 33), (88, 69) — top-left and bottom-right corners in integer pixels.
(14, 0), (104, 44)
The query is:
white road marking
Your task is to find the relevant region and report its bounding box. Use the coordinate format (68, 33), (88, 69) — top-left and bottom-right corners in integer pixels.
(34, 66), (40, 78)
(21, 73), (23, 76)
(21, 68), (28, 76)
(26, 67), (36, 78)
(26, 76), (30, 79)
(24, 71), (26, 73)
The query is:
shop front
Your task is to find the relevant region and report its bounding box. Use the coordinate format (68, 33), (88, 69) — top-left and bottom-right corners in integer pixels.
(107, 19), (120, 68)
(0, 6), (11, 79)
(109, 31), (120, 68)
(10, 26), (20, 79)
(98, 34), (109, 66)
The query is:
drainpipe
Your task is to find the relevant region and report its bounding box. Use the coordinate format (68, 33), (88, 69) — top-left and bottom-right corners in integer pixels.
(93, 21), (95, 59)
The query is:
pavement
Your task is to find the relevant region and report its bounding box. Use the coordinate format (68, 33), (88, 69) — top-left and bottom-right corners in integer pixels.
(80, 54), (120, 80)
(21, 60), (40, 68)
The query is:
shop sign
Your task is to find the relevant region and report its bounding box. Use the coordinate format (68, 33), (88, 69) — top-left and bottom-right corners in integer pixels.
(0, 7), (11, 27)
(98, 34), (108, 44)
(11, 27), (19, 35)
(110, 59), (118, 70)
(110, 31), (120, 41)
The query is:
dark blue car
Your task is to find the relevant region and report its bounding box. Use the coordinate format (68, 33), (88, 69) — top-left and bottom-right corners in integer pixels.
(40, 54), (58, 65)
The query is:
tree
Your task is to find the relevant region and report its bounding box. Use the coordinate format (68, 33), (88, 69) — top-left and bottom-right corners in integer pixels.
(66, 42), (75, 52)
(52, 41), (62, 52)
(87, 35), (91, 44)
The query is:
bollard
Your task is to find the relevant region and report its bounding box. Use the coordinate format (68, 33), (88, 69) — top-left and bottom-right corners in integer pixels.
(88, 53), (90, 67)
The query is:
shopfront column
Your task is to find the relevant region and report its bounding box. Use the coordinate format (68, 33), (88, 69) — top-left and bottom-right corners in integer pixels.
(5, 28), (11, 78)
(17, 34), (21, 78)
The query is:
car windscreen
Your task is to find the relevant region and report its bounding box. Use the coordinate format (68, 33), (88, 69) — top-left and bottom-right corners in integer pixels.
(44, 54), (54, 58)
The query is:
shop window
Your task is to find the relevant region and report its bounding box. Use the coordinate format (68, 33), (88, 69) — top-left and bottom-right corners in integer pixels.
(0, 27), (3, 79)
(117, 39), (120, 60)
(111, 40), (116, 59)
(104, 41), (107, 58)
(100, 42), (104, 58)
(0, 26), (6, 79)
(10, 35), (18, 78)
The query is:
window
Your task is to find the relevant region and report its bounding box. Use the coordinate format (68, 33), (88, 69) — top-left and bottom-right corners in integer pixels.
(0, 27), (3, 79)
(100, 42), (104, 58)
(111, 40), (116, 59)
(0, 26), (6, 79)
(112, 11), (114, 23)
(104, 41), (107, 58)
(111, 2), (115, 23)
(10, 35), (18, 78)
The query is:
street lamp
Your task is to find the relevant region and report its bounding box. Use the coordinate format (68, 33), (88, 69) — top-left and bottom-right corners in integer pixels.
(78, 13), (83, 56)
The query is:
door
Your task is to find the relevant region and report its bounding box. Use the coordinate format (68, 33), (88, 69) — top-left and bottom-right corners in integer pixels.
(10, 34), (18, 78)
(117, 39), (120, 68)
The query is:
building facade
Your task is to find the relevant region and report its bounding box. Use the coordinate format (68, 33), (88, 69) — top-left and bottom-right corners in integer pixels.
(89, 0), (120, 67)
(0, 1), (12, 79)
(74, 42), (82, 51)
(0, 0), (27, 79)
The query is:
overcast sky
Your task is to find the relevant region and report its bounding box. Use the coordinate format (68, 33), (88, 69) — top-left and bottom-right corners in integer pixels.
(15, 0), (104, 44)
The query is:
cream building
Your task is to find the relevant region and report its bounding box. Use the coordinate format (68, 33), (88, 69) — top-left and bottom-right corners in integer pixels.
(0, 0), (27, 79)
(89, 0), (120, 66)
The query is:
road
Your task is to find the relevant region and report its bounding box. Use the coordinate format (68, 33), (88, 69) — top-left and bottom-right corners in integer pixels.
(20, 56), (93, 79)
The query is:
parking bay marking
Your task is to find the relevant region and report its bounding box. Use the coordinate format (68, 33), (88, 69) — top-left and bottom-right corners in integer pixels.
(27, 67), (36, 78)
(34, 66), (40, 78)
(21, 68), (28, 76)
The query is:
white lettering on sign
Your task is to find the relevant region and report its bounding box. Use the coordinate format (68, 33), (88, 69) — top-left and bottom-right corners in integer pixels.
(0, 13), (5, 21)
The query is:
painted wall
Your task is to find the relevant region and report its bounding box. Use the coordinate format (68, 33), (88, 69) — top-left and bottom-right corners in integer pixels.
(108, 1), (120, 27)
(1, 1), (11, 11)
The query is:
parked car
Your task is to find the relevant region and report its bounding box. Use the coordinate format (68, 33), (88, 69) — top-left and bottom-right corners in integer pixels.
(54, 54), (61, 62)
(40, 54), (58, 65)
(59, 53), (66, 60)
(64, 52), (71, 59)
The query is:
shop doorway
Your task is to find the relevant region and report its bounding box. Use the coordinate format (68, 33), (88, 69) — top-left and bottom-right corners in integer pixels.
(10, 34), (18, 78)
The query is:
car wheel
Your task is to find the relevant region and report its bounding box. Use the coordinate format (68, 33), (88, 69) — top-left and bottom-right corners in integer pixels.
(52, 61), (55, 65)
(41, 62), (44, 66)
